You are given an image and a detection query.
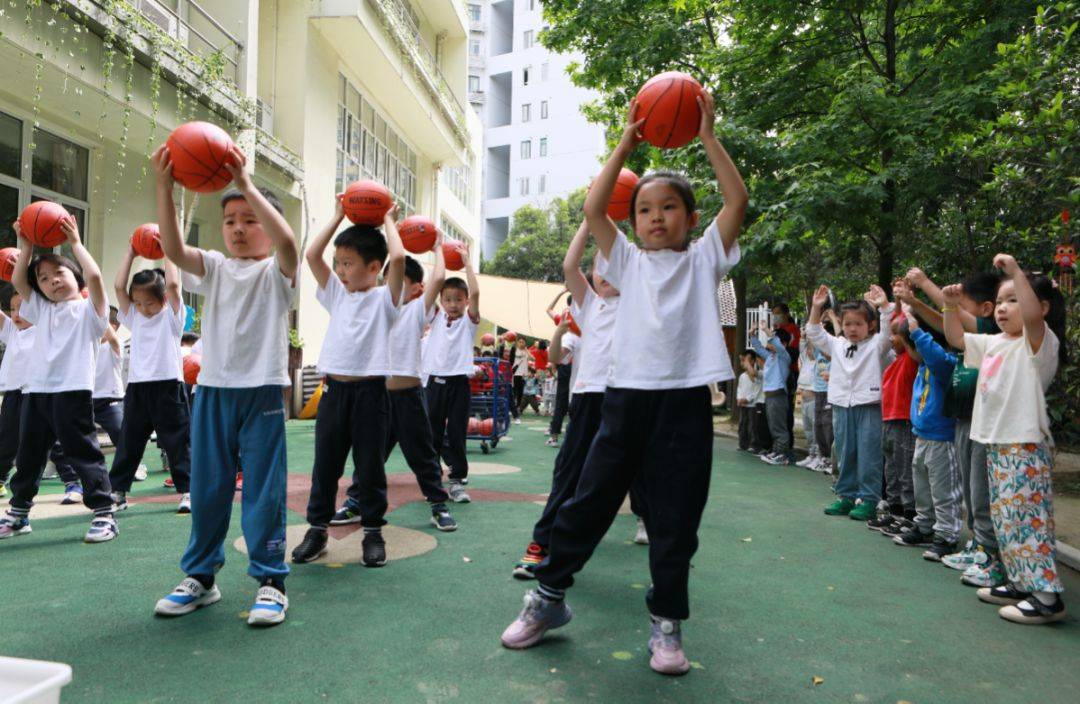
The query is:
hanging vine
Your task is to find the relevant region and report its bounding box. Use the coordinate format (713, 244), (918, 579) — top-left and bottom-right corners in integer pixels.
(110, 38), (136, 211)
(140, 39), (163, 189)
(97, 0), (118, 141)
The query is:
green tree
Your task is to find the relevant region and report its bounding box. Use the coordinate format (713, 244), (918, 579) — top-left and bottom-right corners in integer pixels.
(481, 189), (590, 281)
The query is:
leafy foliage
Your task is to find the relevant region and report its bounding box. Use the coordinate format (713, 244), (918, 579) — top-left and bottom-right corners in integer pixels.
(481, 189), (590, 281)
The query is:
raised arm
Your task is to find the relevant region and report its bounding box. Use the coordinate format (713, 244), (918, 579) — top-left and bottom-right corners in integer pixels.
(151, 145), (204, 276)
(698, 91), (748, 254)
(164, 256), (182, 313)
(584, 101), (644, 258)
(11, 224), (34, 302)
(808, 285), (829, 326)
(114, 245), (135, 315)
(562, 219), (591, 304)
(383, 204), (405, 306)
(864, 284), (895, 354)
(894, 277), (942, 333)
(548, 317), (571, 366)
(103, 322), (121, 356)
(223, 146), (298, 278)
(941, 284), (966, 351)
(62, 218), (107, 318)
(463, 243), (480, 322)
(546, 287), (568, 322)
(996, 253), (1046, 352)
(305, 197), (345, 291)
(909, 267), (977, 332)
(423, 229), (446, 314)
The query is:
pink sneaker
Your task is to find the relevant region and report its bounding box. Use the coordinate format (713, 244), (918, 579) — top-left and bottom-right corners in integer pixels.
(500, 591), (572, 649)
(648, 616), (691, 675)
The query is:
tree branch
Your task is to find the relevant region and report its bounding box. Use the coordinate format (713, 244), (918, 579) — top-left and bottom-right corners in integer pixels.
(848, 10), (885, 77)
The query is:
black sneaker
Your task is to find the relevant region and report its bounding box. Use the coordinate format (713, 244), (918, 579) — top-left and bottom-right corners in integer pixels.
(880, 520), (908, 537)
(977, 583), (1031, 606)
(998, 595), (1067, 625)
(430, 509), (458, 532)
(922, 538), (958, 562)
(290, 528), (328, 563)
(362, 531), (387, 567)
(892, 528), (933, 547)
(866, 514), (896, 532)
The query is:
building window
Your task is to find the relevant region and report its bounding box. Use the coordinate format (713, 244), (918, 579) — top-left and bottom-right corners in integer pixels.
(468, 3), (480, 21)
(541, 62), (549, 81)
(529, 0), (536, 9)
(468, 75), (480, 92)
(523, 30), (534, 49)
(519, 177), (530, 196)
(520, 140), (531, 159)
(440, 217), (471, 253)
(539, 175), (546, 193)
(521, 103), (531, 122)
(523, 66), (531, 85)
(539, 137), (548, 157)
(442, 162), (473, 210)
(470, 39), (481, 56)
(540, 100), (549, 119)
(0, 109), (90, 267)
(337, 74), (417, 216)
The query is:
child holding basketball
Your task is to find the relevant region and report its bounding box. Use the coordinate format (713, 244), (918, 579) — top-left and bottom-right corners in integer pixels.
(331, 236), (458, 533)
(943, 255), (1067, 624)
(150, 143), (299, 627)
(290, 195), (408, 567)
(501, 91), (748, 676)
(108, 247), (192, 514)
(512, 219), (620, 578)
(0, 220), (118, 543)
(425, 245), (480, 504)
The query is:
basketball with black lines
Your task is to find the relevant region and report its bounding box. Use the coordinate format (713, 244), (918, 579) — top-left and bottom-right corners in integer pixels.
(342, 179), (393, 225)
(635, 72), (705, 149)
(165, 121), (236, 193)
(131, 223), (165, 260)
(399, 215), (438, 253)
(18, 200), (70, 248)
(0, 247), (18, 282)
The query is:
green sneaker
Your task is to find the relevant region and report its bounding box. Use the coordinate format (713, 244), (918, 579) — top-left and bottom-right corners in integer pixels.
(848, 501), (876, 521)
(824, 497), (856, 516)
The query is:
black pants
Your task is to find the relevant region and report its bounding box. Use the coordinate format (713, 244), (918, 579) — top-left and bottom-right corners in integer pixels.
(1, 392), (73, 484)
(737, 404), (755, 450)
(8, 391), (113, 516)
(425, 375), (469, 481)
(512, 376), (524, 418)
(752, 402), (772, 451)
(549, 364), (572, 436)
(109, 381), (192, 494)
(347, 384), (449, 507)
(306, 377), (389, 529)
(53, 397), (124, 483)
(785, 374), (796, 442)
(518, 392), (539, 415)
(535, 386), (713, 620)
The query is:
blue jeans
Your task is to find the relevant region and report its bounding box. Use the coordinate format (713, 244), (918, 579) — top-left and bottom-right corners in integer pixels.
(832, 403), (883, 503)
(181, 386), (289, 582)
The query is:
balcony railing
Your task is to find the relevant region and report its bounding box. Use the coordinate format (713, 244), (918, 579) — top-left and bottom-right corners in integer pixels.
(369, 0), (469, 148)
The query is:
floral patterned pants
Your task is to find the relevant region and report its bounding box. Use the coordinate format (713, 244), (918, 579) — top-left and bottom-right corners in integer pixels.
(986, 443), (1063, 593)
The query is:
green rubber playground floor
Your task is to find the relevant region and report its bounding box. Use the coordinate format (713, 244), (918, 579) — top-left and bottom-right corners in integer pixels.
(1, 414), (1078, 703)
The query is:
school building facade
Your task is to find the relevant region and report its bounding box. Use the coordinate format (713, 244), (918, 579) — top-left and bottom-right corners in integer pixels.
(0, 0), (482, 378)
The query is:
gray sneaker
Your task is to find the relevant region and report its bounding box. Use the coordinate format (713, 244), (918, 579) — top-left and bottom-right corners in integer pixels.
(500, 590), (572, 649)
(634, 518), (649, 545)
(448, 482), (471, 503)
(648, 616), (691, 675)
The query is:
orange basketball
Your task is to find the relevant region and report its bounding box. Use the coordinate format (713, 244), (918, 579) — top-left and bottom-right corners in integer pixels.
(0, 248), (18, 282)
(481, 333), (495, 346)
(18, 201), (69, 248)
(554, 308), (582, 336)
(342, 180), (393, 225)
(608, 168), (639, 220)
(480, 418), (494, 435)
(166, 121), (236, 193)
(131, 223), (164, 260)
(634, 71), (705, 149)
(467, 417), (481, 434)
(443, 240), (465, 271)
(399, 215), (438, 253)
(183, 354), (202, 386)
(504, 331), (517, 343)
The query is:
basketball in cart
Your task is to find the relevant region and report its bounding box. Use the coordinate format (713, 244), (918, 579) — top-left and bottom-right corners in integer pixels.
(467, 356), (512, 454)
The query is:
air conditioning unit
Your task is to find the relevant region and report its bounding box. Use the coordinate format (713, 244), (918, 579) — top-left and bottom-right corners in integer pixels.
(256, 99), (274, 132)
(139, 0), (187, 43)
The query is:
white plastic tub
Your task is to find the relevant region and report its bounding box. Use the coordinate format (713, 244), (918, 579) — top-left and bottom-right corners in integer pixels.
(0, 657), (72, 704)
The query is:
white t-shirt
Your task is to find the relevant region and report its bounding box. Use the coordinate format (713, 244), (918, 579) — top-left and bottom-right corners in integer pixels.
(94, 340), (124, 399)
(0, 324), (36, 392)
(389, 296), (432, 379)
(315, 276), (397, 377)
(737, 371), (764, 406)
(964, 325), (1060, 445)
(182, 250), (296, 388)
(20, 293), (107, 393)
(425, 309), (479, 377)
(118, 303), (185, 383)
(597, 222), (739, 389)
(512, 348), (530, 377)
(568, 288), (619, 396)
(557, 332), (579, 366)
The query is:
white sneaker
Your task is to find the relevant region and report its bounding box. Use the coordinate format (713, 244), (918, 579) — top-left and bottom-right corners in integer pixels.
(634, 518), (649, 545)
(134, 464), (149, 481)
(247, 585), (289, 626)
(84, 515), (118, 543)
(514, 418), (522, 425)
(177, 493), (191, 514)
(448, 482), (471, 503)
(155, 577), (221, 616)
(795, 454), (818, 468)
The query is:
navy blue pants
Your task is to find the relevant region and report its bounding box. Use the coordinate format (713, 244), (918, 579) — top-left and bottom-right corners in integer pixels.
(109, 380), (191, 494)
(425, 375), (470, 481)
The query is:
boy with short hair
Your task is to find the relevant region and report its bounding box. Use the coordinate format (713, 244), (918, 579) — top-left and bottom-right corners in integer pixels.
(425, 247), (480, 503)
(150, 143), (299, 627)
(291, 196), (405, 566)
(330, 240), (458, 532)
(736, 350), (763, 453)
(749, 322), (792, 465)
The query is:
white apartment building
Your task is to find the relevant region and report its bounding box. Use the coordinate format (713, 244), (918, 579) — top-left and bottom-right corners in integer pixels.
(466, 0), (606, 257)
